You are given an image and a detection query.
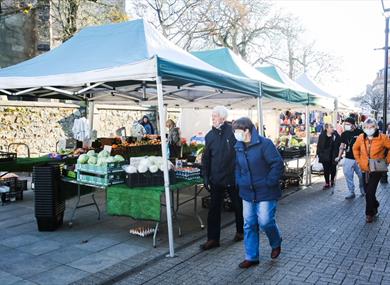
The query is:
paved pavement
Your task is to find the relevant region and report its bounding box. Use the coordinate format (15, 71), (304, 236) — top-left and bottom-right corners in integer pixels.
(0, 177), (236, 285)
(112, 174), (390, 285)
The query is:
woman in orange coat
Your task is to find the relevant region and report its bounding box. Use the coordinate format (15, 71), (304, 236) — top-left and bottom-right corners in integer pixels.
(353, 118), (390, 223)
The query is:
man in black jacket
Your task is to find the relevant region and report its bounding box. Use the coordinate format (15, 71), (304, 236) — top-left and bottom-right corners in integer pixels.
(200, 106), (244, 250)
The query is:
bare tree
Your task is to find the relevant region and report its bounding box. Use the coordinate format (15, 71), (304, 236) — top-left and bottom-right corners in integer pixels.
(360, 84), (383, 119)
(50, 0), (129, 42)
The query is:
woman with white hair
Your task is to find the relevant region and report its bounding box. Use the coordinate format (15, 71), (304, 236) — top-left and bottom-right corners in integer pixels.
(353, 118), (390, 223)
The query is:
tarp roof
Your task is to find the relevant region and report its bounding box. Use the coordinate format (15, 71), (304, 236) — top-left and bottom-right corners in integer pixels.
(192, 48), (334, 110)
(0, 19), (263, 107)
(192, 48), (307, 107)
(258, 65), (334, 110)
(296, 73), (335, 99)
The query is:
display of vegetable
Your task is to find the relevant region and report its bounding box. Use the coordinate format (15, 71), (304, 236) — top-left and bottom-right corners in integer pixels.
(87, 156), (97, 165)
(77, 154), (89, 164)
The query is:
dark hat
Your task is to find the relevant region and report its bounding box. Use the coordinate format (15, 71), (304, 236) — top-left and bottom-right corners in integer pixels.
(344, 117), (355, 125)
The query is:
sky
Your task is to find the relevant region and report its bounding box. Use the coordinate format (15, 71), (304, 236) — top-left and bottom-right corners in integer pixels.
(269, 0), (385, 99)
(127, 0), (385, 100)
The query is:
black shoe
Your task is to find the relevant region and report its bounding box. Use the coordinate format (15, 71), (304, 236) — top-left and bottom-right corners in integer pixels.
(200, 240), (220, 251)
(331, 181), (335, 187)
(238, 260), (259, 269)
(233, 233), (244, 242)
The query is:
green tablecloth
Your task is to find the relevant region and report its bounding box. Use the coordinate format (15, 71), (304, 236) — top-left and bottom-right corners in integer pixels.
(0, 156), (77, 172)
(107, 179), (202, 221)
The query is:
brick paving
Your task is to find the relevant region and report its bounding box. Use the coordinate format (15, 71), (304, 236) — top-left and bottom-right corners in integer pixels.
(113, 175), (390, 285)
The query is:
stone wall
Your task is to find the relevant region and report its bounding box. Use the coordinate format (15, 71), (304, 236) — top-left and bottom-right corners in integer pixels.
(0, 102), (180, 157)
(0, 102), (80, 156)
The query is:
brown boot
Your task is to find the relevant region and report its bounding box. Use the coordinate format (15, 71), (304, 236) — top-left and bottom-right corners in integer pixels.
(233, 232), (244, 242)
(366, 215), (374, 223)
(200, 240), (220, 251)
(271, 246), (281, 259)
(238, 260), (259, 269)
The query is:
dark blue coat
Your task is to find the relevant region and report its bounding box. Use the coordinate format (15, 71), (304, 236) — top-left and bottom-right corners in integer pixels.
(234, 128), (284, 202)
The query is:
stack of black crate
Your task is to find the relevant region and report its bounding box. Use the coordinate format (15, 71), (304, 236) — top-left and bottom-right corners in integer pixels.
(33, 164), (65, 231)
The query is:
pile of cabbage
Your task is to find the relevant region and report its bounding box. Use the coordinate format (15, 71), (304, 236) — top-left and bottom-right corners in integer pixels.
(122, 156), (173, 174)
(77, 150), (125, 166)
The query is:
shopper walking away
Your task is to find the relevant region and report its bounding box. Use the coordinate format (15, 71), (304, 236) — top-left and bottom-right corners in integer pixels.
(233, 117), (284, 269)
(335, 117), (364, 199)
(353, 118), (390, 223)
(201, 106), (244, 251)
(317, 123), (341, 189)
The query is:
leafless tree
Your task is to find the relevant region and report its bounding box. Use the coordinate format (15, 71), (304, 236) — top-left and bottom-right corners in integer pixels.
(360, 84), (383, 119)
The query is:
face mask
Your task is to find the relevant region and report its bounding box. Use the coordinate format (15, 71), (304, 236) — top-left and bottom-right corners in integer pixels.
(364, 128), (375, 137)
(234, 132), (244, 142)
(344, 125), (352, 131)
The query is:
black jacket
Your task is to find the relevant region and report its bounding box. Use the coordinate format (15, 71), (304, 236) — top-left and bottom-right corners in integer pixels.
(202, 122), (236, 187)
(317, 130), (341, 163)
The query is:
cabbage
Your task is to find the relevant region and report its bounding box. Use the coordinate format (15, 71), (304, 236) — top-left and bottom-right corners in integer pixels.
(98, 150), (110, 158)
(158, 160), (173, 172)
(138, 164), (148, 173)
(139, 158), (149, 167)
(114, 155), (125, 162)
(87, 150), (96, 157)
(149, 165), (158, 173)
(77, 154), (89, 164)
(123, 165), (137, 174)
(88, 156), (97, 165)
(96, 157), (107, 166)
(106, 156), (115, 163)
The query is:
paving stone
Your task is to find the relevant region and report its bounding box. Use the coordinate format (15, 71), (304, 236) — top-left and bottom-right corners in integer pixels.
(69, 252), (121, 273)
(29, 265), (89, 285)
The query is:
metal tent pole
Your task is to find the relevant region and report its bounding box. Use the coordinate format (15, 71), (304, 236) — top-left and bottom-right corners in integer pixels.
(156, 76), (175, 257)
(257, 83), (264, 136)
(305, 104), (311, 186)
(333, 98), (338, 127)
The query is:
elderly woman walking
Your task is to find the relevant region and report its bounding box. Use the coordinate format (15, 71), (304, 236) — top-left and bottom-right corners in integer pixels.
(353, 118), (390, 223)
(232, 117), (284, 268)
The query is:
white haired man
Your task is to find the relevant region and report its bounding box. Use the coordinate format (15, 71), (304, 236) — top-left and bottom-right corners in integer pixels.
(200, 106), (244, 250)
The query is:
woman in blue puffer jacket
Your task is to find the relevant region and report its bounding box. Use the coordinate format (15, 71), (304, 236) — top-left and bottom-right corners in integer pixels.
(233, 117), (284, 269)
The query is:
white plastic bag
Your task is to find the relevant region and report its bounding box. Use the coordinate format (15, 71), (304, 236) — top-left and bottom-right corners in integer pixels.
(311, 156), (324, 172)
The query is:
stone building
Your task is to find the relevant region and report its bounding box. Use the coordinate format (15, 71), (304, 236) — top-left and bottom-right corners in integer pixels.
(0, 0), (127, 68)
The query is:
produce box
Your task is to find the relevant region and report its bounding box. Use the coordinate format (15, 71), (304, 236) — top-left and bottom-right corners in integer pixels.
(175, 167), (201, 180)
(126, 170), (176, 188)
(77, 172), (125, 186)
(76, 161), (125, 174)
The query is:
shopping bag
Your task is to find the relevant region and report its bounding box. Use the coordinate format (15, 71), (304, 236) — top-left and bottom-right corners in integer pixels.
(311, 156), (323, 172)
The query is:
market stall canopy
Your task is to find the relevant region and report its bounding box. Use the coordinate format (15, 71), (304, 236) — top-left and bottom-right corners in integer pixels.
(258, 65), (334, 110)
(295, 73), (359, 112)
(192, 48), (309, 108)
(0, 19), (261, 107)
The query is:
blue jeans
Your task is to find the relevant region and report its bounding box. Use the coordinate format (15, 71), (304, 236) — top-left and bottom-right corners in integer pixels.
(242, 200), (282, 261)
(343, 158), (364, 194)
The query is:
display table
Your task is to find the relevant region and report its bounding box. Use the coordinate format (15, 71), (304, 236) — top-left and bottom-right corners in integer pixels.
(0, 156), (78, 172)
(61, 177), (204, 247)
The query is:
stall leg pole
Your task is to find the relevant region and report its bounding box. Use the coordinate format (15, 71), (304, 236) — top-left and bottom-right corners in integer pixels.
(257, 85), (264, 136)
(333, 98), (338, 128)
(156, 76), (175, 257)
(305, 105), (311, 186)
